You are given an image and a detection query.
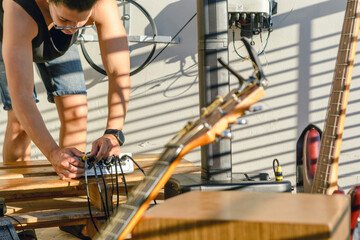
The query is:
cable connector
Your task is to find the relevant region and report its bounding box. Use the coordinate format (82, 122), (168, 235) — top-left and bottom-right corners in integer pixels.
(81, 155), (97, 169)
(273, 158), (283, 182)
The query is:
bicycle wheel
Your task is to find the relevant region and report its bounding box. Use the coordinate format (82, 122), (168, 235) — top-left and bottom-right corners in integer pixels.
(79, 0), (158, 76)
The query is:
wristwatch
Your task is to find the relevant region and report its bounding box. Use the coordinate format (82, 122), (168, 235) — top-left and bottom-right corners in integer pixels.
(104, 129), (125, 146)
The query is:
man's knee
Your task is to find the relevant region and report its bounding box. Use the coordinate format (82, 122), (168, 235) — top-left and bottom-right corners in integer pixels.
(69, 104), (88, 121)
(3, 111), (31, 162)
(60, 101), (88, 125)
(7, 110), (26, 132)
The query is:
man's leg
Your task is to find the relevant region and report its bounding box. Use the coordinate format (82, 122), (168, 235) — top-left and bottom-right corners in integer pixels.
(35, 44), (88, 151)
(3, 110), (31, 163)
(0, 40), (32, 163)
(54, 94), (88, 152)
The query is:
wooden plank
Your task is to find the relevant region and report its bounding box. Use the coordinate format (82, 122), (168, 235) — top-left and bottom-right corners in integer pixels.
(5, 195), (163, 230)
(0, 153), (192, 180)
(0, 153), (198, 230)
(0, 167), (57, 179)
(6, 194), (163, 215)
(8, 207), (104, 229)
(7, 219), (88, 230)
(0, 159), (199, 193)
(132, 191), (350, 240)
(6, 197), (92, 214)
(0, 171), (172, 202)
(88, 182), (113, 211)
(0, 154), (160, 170)
(0, 160), (52, 169)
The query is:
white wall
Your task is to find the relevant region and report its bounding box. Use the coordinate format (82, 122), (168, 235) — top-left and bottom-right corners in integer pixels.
(229, 0), (360, 192)
(1, 0), (360, 193)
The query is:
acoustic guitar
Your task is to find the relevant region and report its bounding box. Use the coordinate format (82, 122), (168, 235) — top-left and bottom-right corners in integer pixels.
(297, 0), (360, 238)
(94, 38), (268, 240)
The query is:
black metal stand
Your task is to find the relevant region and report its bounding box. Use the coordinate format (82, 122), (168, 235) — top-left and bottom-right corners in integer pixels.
(0, 198), (19, 240)
(165, 173), (292, 199)
(165, 0), (293, 198)
(197, 0), (231, 182)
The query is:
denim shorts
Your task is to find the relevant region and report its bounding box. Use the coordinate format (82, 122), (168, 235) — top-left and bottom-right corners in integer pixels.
(0, 43), (87, 110)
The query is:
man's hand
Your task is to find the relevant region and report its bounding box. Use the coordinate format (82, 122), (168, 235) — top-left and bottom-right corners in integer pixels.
(49, 148), (85, 179)
(88, 134), (121, 160)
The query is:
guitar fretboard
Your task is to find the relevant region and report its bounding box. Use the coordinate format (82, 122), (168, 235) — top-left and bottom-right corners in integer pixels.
(97, 147), (181, 240)
(312, 0), (360, 194)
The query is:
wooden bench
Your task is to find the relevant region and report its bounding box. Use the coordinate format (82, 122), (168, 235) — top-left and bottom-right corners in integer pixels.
(0, 154), (200, 232)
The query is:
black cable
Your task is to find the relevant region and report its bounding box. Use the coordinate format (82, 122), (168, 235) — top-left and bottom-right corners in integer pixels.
(79, 0), (157, 76)
(122, 154), (156, 205)
(232, 27), (271, 60)
(117, 156), (129, 198)
(257, 18), (271, 56)
(84, 158), (99, 233)
(93, 164), (109, 220)
(5, 214), (26, 238)
(144, 12), (197, 68)
(232, 30), (245, 60)
(97, 161), (111, 218)
(123, 154), (144, 175)
(114, 156), (120, 208)
(109, 159), (115, 213)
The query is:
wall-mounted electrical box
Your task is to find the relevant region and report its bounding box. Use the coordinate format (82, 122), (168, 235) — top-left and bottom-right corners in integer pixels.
(228, 0), (269, 14)
(228, 0), (277, 40)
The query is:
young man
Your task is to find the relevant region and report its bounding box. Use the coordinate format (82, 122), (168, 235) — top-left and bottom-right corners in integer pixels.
(0, 0), (130, 179)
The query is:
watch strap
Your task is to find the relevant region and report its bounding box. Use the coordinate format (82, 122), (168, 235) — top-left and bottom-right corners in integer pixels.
(104, 129), (125, 146)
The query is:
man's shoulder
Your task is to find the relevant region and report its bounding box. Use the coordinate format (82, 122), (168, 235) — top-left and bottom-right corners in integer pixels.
(3, 0), (38, 41)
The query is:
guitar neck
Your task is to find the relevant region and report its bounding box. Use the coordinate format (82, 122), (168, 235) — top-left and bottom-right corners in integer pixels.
(312, 0), (360, 194)
(95, 76), (266, 240)
(96, 147), (182, 240)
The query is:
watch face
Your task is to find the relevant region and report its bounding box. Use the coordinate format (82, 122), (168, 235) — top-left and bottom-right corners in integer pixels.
(116, 131), (125, 145)
(105, 129), (125, 146)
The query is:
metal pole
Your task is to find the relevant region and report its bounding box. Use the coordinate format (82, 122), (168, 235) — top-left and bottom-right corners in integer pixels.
(197, 0), (231, 181)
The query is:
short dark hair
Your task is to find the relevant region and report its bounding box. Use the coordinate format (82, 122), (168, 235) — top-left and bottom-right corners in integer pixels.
(50, 0), (99, 12)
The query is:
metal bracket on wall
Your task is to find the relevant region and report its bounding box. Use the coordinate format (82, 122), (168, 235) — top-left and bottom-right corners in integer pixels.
(78, 0), (179, 44)
(78, 34), (180, 44)
(120, 0), (179, 44)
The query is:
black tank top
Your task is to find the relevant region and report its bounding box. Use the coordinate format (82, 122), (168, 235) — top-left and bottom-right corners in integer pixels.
(0, 0), (79, 63)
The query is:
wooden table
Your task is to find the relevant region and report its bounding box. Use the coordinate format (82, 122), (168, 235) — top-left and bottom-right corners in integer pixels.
(132, 191), (351, 240)
(0, 154), (200, 231)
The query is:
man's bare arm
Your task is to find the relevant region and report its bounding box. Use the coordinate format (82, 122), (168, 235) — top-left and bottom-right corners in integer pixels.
(88, 0), (131, 159)
(2, 0), (84, 178)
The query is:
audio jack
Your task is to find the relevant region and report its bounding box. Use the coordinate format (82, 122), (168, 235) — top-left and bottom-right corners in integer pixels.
(273, 158), (283, 182)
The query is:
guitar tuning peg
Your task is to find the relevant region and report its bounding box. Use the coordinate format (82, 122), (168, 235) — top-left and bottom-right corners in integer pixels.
(218, 130), (233, 140)
(249, 106), (262, 112)
(235, 119), (248, 125)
